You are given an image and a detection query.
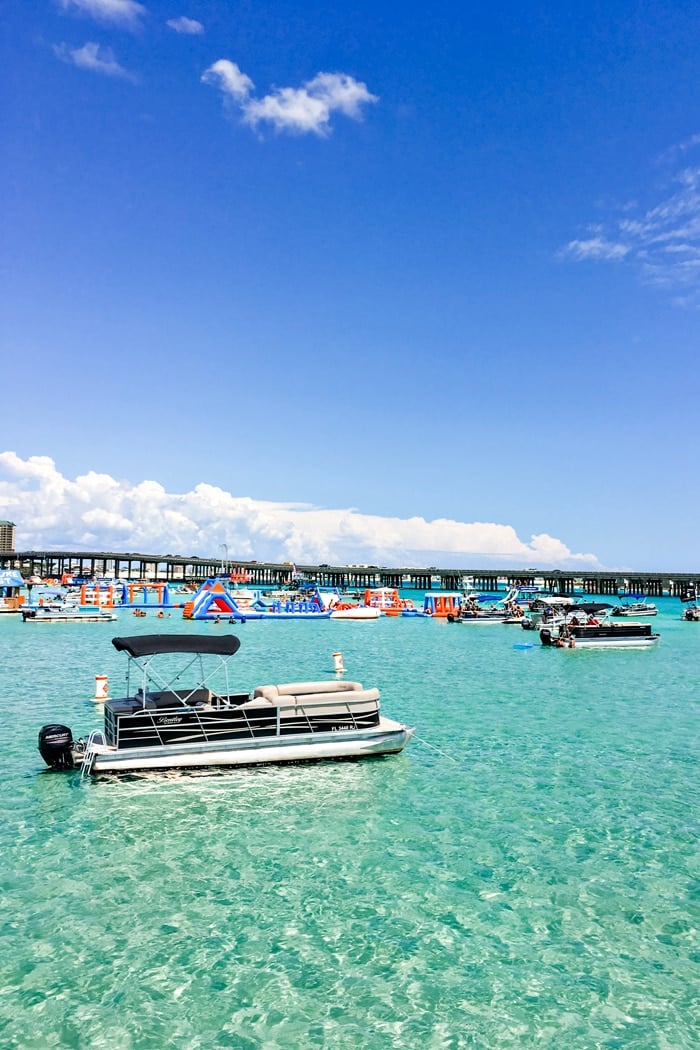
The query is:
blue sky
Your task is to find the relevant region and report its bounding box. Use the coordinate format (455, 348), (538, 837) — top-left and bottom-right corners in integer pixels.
(2, 0), (699, 570)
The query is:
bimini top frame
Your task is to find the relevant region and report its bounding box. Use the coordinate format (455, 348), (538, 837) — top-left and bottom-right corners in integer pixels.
(111, 634), (242, 708)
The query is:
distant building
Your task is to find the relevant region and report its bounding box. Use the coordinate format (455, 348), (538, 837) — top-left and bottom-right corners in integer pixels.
(0, 521), (16, 553)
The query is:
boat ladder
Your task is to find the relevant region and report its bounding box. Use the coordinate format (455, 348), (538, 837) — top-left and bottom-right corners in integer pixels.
(80, 730), (103, 779)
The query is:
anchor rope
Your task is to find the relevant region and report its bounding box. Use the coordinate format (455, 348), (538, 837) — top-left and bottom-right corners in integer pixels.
(412, 734), (459, 763)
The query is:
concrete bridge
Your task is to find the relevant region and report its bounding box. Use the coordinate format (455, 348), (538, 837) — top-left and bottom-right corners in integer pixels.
(0, 549), (697, 597)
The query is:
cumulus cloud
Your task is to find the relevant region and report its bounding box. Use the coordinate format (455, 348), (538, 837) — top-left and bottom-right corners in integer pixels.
(59, 0), (146, 28)
(201, 60), (378, 136)
(167, 15), (204, 35)
(0, 452), (601, 569)
(561, 138), (700, 301)
(202, 60), (254, 102)
(53, 41), (137, 81)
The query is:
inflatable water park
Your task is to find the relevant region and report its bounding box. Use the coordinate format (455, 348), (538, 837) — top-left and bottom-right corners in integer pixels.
(182, 579), (333, 621)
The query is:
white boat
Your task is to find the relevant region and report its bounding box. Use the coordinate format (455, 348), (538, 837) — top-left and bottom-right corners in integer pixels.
(540, 620), (659, 649)
(22, 603), (117, 623)
(38, 634), (413, 774)
(330, 606), (381, 620)
(611, 601), (658, 617)
(682, 605), (700, 622)
(455, 608), (508, 622)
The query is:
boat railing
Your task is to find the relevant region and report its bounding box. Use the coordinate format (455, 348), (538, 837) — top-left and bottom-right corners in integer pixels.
(110, 685), (380, 748)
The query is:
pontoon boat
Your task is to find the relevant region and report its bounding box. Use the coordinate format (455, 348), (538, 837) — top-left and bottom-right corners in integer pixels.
(38, 634), (414, 774)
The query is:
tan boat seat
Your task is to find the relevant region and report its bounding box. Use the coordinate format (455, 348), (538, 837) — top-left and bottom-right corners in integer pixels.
(253, 680), (363, 701)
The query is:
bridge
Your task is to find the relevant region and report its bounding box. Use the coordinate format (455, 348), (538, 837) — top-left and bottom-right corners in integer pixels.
(0, 549), (697, 597)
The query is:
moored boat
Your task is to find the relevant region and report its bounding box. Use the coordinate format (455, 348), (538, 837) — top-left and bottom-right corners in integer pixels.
(37, 634), (414, 774)
(540, 620), (659, 648)
(522, 597), (612, 631)
(22, 604), (117, 623)
(680, 585), (700, 621)
(611, 601), (658, 617)
(457, 600), (508, 622)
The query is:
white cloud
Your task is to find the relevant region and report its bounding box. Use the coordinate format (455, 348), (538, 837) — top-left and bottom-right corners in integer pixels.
(0, 452), (601, 570)
(201, 60), (254, 102)
(202, 61), (378, 136)
(167, 15), (204, 35)
(53, 41), (137, 81)
(59, 0), (146, 28)
(659, 133), (700, 164)
(561, 237), (629, 261)
(562, 138), (700, 299)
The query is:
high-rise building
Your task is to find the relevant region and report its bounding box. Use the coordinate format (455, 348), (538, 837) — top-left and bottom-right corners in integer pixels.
(0, 521), (16, 552)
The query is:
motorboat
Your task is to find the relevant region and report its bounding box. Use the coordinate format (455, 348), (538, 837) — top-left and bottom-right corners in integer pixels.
(520, 595), (575, 629)
(22, 603), (117, 623)
(38, 634), (414, 775)
(611, 601), (658, 617)
(680, 585), (700, 621)
(521, 597), (611, 631)
(456, 603), (508, 622)
(452, 593), (509, 622)
(540, 620), (659, 648)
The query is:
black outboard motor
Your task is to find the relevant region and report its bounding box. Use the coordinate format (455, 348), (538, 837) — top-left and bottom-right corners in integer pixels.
(540, 628), (553, 647)
(38, 724), (75, 770)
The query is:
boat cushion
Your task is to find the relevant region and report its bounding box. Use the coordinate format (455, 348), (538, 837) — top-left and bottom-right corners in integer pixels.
(285, 687), (379, 707)
(254, 681), (363, 701)
(268, 687), (381, 719)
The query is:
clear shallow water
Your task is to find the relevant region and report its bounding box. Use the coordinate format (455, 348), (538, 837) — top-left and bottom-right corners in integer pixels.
(0, 600), (697, 1048)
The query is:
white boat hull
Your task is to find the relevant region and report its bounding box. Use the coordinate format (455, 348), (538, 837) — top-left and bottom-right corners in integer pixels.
(564, 637), (659, 649)
(81, 718), (413, 773)
(23, 610), (117, 623)
(457, 615), (507, 624)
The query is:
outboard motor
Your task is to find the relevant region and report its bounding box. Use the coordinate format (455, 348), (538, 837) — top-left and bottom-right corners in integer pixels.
(540, 628), (553, 647)
(38, 724), (75, 770)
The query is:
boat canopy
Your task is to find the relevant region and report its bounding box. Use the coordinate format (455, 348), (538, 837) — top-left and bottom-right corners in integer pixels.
(112, 635), (241, 658)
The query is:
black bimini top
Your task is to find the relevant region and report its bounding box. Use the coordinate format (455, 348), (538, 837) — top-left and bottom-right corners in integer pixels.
(112, 635), (241, 659)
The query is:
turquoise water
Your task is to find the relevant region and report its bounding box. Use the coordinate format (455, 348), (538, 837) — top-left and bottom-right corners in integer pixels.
(0, 601), (697, 1048)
